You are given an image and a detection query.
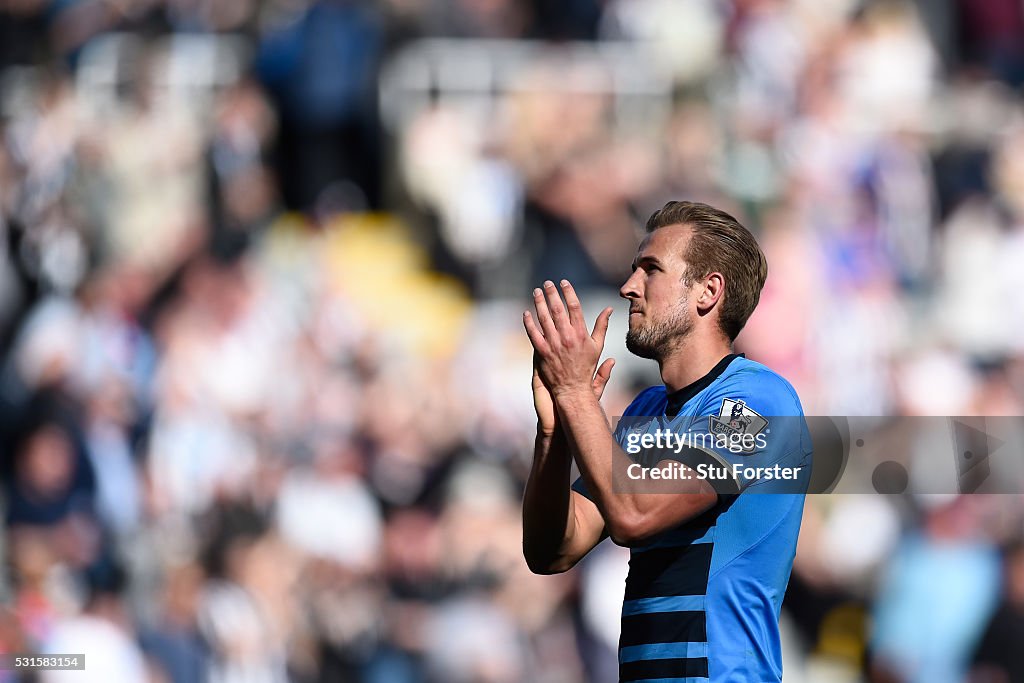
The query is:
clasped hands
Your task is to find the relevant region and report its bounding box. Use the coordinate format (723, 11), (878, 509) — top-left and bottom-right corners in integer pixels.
(524, 280), (615, 429)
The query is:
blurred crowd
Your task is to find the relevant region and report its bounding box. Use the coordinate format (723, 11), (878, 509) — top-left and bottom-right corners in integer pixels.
(2, 0), (1024, 681)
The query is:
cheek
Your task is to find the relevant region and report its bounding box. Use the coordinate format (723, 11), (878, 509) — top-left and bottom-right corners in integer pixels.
(647, 280), (685, 307)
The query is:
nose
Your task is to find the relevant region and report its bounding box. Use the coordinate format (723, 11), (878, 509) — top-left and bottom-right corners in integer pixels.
(620, 268), (643, 301)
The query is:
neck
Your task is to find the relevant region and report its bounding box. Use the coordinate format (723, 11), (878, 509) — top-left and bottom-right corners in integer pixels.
(657, 330), (733, 393)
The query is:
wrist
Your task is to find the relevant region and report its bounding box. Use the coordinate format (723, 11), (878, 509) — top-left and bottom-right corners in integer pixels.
(533, 428), (570, 464)
(552, 384), (595, 407)
(537, 423), (569, 442)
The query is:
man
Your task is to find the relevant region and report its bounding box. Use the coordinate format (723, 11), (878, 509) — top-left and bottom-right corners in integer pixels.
(522, 201), (811, 683)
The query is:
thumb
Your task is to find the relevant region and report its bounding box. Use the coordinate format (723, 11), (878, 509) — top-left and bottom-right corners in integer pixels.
(591, 307), (613, 347)
(592, 358), (616, 399)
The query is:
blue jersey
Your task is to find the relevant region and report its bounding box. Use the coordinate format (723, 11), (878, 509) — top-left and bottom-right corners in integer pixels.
(574, 354), (811, 683)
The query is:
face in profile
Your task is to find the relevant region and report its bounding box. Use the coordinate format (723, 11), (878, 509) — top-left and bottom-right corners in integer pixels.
(620, 224), (699, 361)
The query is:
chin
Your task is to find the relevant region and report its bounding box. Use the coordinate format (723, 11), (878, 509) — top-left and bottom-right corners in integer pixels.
(625, 334), (658, 360)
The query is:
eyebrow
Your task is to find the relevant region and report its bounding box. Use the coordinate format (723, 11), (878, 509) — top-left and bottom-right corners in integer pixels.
(631, 255), (663, 271)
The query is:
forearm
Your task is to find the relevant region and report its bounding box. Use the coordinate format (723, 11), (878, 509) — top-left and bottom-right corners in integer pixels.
(553, 388), (712, 545)
(522, 429), (578, 573)
(551, 388), (636, 537)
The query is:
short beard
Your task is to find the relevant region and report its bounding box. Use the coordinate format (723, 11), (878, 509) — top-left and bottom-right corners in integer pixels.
(625, 305), (693, 361)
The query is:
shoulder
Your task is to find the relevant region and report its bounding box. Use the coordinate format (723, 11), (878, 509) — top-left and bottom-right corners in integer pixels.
(698, 357), (804, 417)
(623, 385), (666, 417)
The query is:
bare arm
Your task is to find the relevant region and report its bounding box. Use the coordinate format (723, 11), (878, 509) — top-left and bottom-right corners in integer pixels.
(553, 387), (717, 546)
(522, 424), (607, 574)
(522, 355), (614, 574)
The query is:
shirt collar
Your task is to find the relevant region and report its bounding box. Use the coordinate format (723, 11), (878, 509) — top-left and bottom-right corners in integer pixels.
(665, 353), (744, 417)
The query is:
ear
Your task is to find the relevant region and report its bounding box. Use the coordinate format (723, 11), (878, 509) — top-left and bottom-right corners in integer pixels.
(696, 272), (725, 314)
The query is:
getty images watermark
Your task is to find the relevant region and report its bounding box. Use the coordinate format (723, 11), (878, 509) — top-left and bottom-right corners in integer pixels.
(609, 415), (1024, 495)
(622, 427), (803, 484)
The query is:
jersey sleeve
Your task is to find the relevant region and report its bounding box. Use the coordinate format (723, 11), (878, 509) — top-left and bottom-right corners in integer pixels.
(668, 369), (812, 494)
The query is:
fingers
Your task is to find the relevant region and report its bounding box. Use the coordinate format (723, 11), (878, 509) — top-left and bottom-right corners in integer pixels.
(592, 357), (615, 399)
(532, 285), (561, 344)
(560, 280), (586, 330)
(523, 310), (549, 354)
(543, 280), (572, 333)
(591, 306), (614, 346)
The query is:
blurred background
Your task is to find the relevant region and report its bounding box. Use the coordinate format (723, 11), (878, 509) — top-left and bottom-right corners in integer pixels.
(1, 0), (1024, 681)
